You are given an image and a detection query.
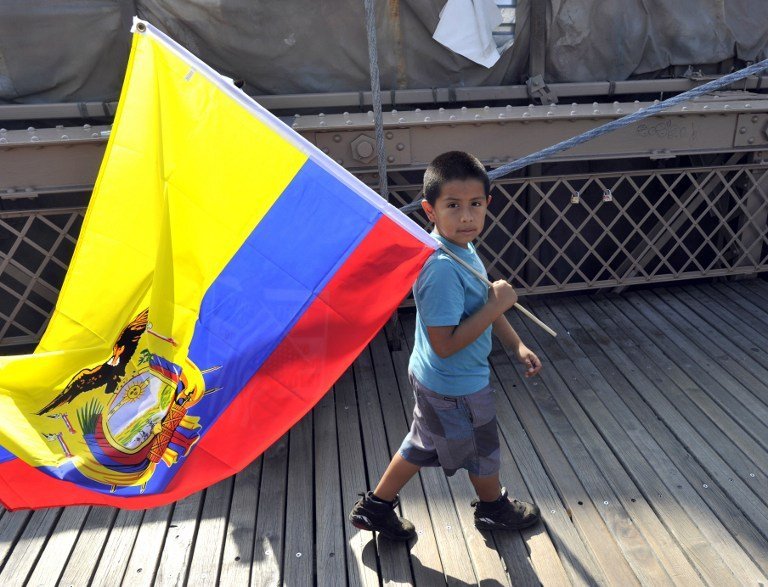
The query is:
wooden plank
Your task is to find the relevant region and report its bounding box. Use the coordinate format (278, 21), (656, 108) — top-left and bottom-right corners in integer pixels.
(283, 412), (314, 586)
(656, 285), (768, 413)
(626, 290), (768, 505)
(573, 293), (768, 580)
(58, 507), (118, 586)
(334, 370), (381, 587)
(187, 476), (234, 585)
(488, 347), (641, 587)
(369, 332), (486, 586)
(154, 491), (204, 586)
(658, 285), (768, 454)
(397, 315), (567, 587)
(352, 348), (414, 586)
(251, 434), (289, 587)
(0, 507), (61, 584)
(0, 508), (31, 571)
(90, 508), (144, 586)
(122, 504), (175, 586)
(219, 458), (263, 585)
(26, 505), (89, 586)
(715, 281), (768, 332)
(313, 390), (347, 586)
(526, 299), (727, 585)
(677, 284), (768, 411)
(494, 316), (679, 586)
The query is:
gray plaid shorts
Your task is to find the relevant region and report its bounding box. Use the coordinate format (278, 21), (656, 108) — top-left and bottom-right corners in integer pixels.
(398, 372), (500, 477)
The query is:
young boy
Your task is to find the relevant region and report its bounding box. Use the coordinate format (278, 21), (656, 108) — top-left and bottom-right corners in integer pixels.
(349, 151), (543, 541)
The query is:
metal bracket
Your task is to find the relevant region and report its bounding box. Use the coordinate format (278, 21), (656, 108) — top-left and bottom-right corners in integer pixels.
(526, 74), (558, 105)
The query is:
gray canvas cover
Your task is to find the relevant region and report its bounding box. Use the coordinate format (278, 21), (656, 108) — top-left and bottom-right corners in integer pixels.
(1, 0), (767, 104)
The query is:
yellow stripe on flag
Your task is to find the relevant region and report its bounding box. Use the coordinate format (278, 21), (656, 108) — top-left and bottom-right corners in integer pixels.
(2, 29), (307, 466)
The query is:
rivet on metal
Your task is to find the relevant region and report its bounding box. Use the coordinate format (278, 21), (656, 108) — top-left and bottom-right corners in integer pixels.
(603, 501), (609, 505)
(398, 117), (406, 123)
(391, 109), (398, 113)
(570, 110), (577, 115)
(385, 131), (394, 139)
(616, 108), (624, 114)
(345, 120), (353, 125)
(319, 120), (326, 126)
(681, 106), (688, 111)
(387, 155), (395, 163)
(703, 105), (709, 110)
(396, 143), (405, 151)
(292, 122), (298, 128)
(752, 115), (759, 123)
(0, 137), (6, 144)
(424, 116), (431, 122)
(528, 104), (534, 110)
(498, 113), (505, 119)
(415, 108), (422, 113)
(31, 136), (40, 142)
(750, 473), (756, 477)
(745, 103), (751, 108)
(294, 113), (301, 118)
(506, 104), (512, 110)
(27, 126), (35, 132)
(703, 484), (708, 488)
(461, 106), (467, 112)
(724, 104), (730, 110)
(439, 107), (445, 112)
(483, 105), (490, 111)
(474, 114), (481, 120)
(333, 134), (342, 142)
(522, 112), (530, 118)
(593, 109), (600, 114)
(550, 509), (556, 514)
(343, 111), (349, 117)
(318, 112), (325, 117)
(296, 552), (302, 558)
(449, 115), (456, 121)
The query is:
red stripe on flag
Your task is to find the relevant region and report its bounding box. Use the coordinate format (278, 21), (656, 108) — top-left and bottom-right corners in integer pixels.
(0, 216), (433, 510)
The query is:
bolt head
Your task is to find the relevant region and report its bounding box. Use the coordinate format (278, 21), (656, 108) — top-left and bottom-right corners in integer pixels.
(351, 135), (376, 162)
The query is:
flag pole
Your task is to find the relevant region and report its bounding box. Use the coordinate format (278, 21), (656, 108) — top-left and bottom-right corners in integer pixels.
(438, 245), (558, 338)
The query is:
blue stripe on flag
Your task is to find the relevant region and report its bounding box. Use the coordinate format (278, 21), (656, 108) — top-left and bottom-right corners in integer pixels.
(186, 159), (380, 423)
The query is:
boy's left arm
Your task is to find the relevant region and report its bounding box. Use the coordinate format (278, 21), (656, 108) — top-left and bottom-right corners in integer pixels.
(492, 314), (543, 378)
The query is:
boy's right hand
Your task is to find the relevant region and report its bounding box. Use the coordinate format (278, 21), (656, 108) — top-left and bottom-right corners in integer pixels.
(489, 280), (518, 311)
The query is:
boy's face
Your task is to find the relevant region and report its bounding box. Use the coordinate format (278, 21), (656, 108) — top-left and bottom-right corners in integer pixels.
(421, 179), (490, 248)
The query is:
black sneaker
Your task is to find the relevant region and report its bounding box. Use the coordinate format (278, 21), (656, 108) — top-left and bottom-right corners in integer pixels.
(471, 487), (540, 531)
(348, 491), (416, 541)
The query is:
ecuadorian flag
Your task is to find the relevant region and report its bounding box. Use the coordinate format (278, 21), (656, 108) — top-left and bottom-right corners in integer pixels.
(0, 20), (437, 509)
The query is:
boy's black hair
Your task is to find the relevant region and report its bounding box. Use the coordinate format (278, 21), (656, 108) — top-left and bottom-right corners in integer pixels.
(423, 151), (490, 206)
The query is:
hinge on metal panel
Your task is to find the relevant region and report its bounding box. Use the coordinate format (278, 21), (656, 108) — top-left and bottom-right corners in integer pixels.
(526, 74), (558, 105)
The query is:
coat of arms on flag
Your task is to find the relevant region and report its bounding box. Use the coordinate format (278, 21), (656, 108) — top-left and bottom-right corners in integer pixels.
(0, 19), (437, 510)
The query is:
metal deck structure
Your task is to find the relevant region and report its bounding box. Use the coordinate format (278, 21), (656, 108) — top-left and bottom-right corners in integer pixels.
(2, 278), (768, 586)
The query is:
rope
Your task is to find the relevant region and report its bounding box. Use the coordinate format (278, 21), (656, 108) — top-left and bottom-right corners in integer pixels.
(363, 0), (388, 199)
(399, 58), (768, 213)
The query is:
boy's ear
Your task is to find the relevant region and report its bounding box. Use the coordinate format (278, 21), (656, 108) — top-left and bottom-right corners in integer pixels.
(421, 199), (436, 222)
(487, 194), (492, 206)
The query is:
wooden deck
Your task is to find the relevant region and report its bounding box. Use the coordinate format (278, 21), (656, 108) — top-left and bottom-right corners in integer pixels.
(2, 279), (768, 586)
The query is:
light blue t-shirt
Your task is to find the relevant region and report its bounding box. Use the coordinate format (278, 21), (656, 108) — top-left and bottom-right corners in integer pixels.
(408, 234), (492, 396)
